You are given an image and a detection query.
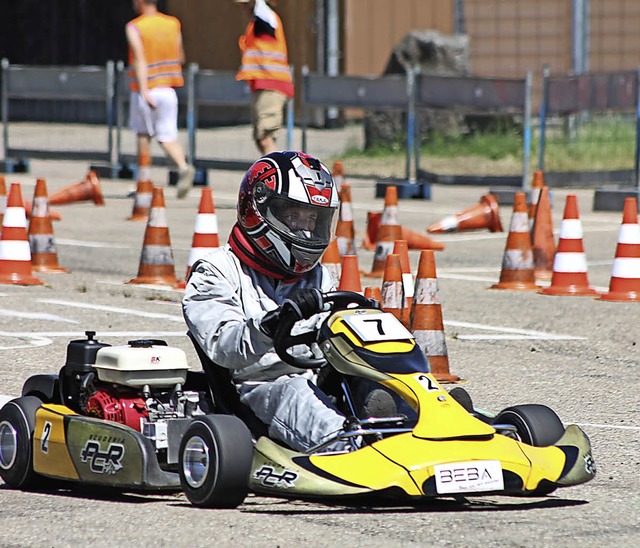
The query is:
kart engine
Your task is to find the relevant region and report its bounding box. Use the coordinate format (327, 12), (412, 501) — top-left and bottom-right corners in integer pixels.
(61, 335), (207, 442)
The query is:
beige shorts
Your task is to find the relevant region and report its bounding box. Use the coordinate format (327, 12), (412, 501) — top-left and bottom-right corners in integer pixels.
(251, 89), (287, 141)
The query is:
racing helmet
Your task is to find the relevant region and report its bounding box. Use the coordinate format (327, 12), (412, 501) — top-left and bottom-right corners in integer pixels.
(237, 151), (340, 275)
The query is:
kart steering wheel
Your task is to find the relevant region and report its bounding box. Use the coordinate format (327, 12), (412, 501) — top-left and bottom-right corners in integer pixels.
(272, 290), (379, 370)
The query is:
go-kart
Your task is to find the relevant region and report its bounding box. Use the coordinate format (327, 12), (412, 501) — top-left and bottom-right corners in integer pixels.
(0, 291), (595, 508)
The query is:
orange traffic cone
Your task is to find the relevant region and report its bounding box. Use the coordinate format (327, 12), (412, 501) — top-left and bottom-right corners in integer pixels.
(528, 169), (545, 221)
(332, 160), (345, 191)
(393, 240), (413, 327)
(531, 186), (555, 281)
(491, 192), (540, 291)
(380, 253), (410, 329)
(28, 178), (68, 273)
(338, 255), (363, 293)
(0, 176), (6, 228)
(0, 183), (44, 285)
(24, 200), (63, 222)
(321, 238), (341, 287)
(597, 197), (640, 302)
(364, 286), (382, 302)
(175, 187), (220, 289)
(49, 170), (105, 206)
(541, 194), (598, 296)
(127, 187), (178, 286)
(410, 250), (459, 383)
(362, 211), (381, 251)
(428, 193), (503, 233)
(128, 179), (154, 222)
(137, 150), (152, 184)
(365, 186), (402, 278)
(336, 183), (357, 257)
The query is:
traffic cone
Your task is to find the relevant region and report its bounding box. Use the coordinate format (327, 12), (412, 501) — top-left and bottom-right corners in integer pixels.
(380, 253), (410, 329)
(137, 150), (152, 184)
(336, 183), (357, 257)
(0, 183), (44, 285)
(528, 169), (545, 221)
(597, 197), (640, 302)
(401, 226), (445, 251)
(128, 179), (154, 222)
(365, 186), (402, 278)
(427, 193), (503, 233)
(332, 160), (345, 191)
(541, 194), (599, 296)
(531, 186), (555, 280)
(321, 238), (341, 287)
(127, 187), (178, 286)
(410, 250), (459, 383)
(338, 255), (363, 293)
(28, 178), (68, 273)
(24, 200), (62, 222)
(393, 240), (413, 328)
(364, 286), (381, 302)
(49, 170), (105, 206)
(0, 176), (6, 228)
(362, 211), (381, 251)
(491, 192), (540, 291)
(175, 188), (220, 289)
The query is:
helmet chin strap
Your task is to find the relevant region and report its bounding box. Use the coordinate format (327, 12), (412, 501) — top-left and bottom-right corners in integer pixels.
(229, 224), (304, 283)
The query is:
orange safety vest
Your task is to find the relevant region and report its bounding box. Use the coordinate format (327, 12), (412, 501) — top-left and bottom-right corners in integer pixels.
(236, 14), (293, 87)
(128, 13), (184, 92)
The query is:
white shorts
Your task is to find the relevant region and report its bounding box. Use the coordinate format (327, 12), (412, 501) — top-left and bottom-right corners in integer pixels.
(129, 87), (179, 143)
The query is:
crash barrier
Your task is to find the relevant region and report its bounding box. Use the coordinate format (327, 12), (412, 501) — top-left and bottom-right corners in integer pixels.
(415, 72), (532, 191)
(299, 68), (421, 197)
(0, 60), (293, 179)
(300, 67), (531, 199)
(538, 67), (640, 211)
(1, 59), (115, 171)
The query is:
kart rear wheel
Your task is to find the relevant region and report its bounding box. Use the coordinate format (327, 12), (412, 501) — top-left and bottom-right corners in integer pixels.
(0, 396), (43, 489)
(179, 415), (253, 508)
(494, 404), (565, 447)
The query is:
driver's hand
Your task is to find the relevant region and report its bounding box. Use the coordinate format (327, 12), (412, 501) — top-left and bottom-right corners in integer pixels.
(281, 288), (323, 320)
(259, 308), (280, 339)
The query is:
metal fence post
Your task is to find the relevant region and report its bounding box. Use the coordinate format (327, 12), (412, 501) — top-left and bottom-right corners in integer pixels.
(187, 62), (197, 165)
(301, 65), (309, 153)
(405, 65), (416, 185)
(635, 66), (640, 189)
(538, 64), (550, 171)
(522, 70), (533, 190)
(1, 58), (8, 160)
(115, 60), (125, 171)
(105, 60), (115, 166)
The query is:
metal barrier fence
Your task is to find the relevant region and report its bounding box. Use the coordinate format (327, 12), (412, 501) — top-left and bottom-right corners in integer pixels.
(539, 68), (639, 187)
(1, 59), (115, 164)
(416, 71), (532, 189)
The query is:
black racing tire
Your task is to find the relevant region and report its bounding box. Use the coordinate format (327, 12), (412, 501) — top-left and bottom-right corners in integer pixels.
(494, 404), (565, 447)
(0, 396), (43, 489)
(179, 415), (253, 508)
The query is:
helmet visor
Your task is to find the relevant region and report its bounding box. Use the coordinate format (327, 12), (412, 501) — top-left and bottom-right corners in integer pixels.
(257, 194), (338, 248)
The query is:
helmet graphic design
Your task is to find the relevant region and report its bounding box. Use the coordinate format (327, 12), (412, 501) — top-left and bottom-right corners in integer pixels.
(237, 151), (339, 275)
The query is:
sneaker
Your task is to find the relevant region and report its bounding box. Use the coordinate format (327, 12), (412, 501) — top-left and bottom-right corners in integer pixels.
(361, 389), (398, 418)
(176, 164), (196, 199)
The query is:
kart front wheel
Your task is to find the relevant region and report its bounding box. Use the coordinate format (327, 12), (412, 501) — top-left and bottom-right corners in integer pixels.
(0, 396), (43, 489)
(179, 415), (253, 508)
(494, 404), (565, 447)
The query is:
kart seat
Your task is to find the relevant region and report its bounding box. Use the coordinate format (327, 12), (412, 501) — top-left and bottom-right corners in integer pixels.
(187, 331), (268, 438)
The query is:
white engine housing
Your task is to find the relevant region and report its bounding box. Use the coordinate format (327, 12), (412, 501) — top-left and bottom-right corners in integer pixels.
(94, 344), (189, 388)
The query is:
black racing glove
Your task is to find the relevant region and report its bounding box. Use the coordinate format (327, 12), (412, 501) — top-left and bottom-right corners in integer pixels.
(281, 288), (323, 321)
(258, 288), (324, 339)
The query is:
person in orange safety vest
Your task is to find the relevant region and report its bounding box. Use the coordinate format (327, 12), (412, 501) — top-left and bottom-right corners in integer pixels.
(235, 0), (294, 155)
(126, 0), (195, 199)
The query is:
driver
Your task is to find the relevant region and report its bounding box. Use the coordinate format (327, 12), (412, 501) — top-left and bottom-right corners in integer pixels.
(183, 151), (393, 453)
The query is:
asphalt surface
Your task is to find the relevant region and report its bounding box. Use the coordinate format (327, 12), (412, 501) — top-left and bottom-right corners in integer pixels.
(0, 157), (639, 547)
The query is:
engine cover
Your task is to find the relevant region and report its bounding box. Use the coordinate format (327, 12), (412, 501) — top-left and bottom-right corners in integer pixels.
(85, 386), (148, 431)
(94, 342), (189, 388)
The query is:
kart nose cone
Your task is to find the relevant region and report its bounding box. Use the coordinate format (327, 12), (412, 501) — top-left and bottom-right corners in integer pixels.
(0, 421), (18, 470)
(554, 424), (596, 486)
(182, 435), (210, 489)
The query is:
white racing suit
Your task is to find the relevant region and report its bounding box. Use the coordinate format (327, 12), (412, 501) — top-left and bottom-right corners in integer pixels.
(182, 245), (351, 452)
